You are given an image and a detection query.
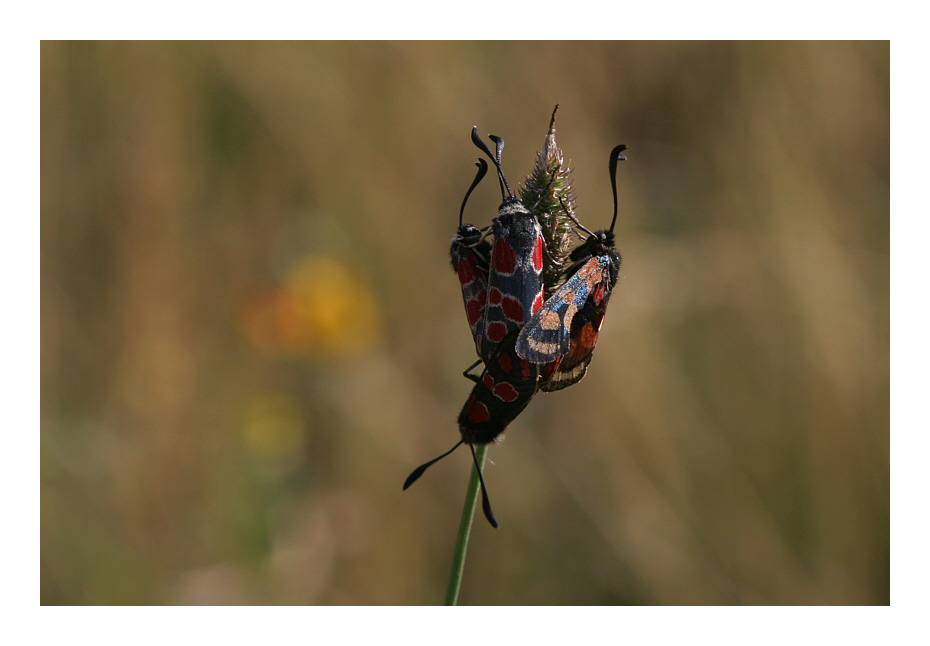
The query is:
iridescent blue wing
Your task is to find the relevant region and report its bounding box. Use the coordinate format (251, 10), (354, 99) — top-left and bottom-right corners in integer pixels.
(516, 254), (612, 363)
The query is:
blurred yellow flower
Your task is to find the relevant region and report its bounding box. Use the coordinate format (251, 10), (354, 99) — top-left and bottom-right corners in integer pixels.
(241, 254), (381, 358)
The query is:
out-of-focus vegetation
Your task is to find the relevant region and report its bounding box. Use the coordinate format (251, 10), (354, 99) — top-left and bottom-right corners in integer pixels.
(41, 41), (888, 605)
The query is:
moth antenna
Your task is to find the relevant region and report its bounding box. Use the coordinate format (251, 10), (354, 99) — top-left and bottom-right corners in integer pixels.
(469, 444), (499, 529)
(608, 144), (627, 232)
(471, 127), (513, 201)
(557, 194), (594, 237)
(459, 158), (489, 227)
(492, 133), (504, 166)
(488, 135), (515, 199)
(403, 440), (464, 490)
(470, 126), (496, 162)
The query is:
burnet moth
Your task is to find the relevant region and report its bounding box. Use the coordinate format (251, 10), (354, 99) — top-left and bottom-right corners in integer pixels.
(404, 128), (549, 529)
(472, 128), (546, 362)
(430, 328), (547, 529)
(449, 158), (492, 358)
(516, 144), (627, 392)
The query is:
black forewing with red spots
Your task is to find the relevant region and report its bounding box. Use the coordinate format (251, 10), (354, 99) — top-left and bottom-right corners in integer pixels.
(449, 158), (493, 357)
(481, 200), (545, 360)
(458, 330), (543, 444)
(468, 129), (546, 362)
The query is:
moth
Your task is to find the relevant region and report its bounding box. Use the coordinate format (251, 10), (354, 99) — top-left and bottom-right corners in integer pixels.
(517, 144), (627, 392)
(405, 129), (550, 528)
(449, 157), (492, 357)
(472, 128), (546, 361)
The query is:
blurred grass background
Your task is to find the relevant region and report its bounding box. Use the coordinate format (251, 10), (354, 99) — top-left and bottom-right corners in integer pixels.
(40, 41), (888, 605)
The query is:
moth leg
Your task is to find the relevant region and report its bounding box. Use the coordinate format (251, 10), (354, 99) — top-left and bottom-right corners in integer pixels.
(473, 226), (495, 247)
(462, 224), (494, 249)
(470, 244), (490, 266)
(462, 359), (483, 383)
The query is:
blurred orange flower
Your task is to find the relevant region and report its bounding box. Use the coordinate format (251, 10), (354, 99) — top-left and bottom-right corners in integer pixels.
(241, 255), (381, 358)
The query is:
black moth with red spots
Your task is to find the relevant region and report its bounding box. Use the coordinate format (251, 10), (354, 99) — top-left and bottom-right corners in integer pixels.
(405, 128), (549, 528)
(519, 145), (626, 392)
(450, 158), (492, 357)
(405, 120), (627, 530)
(473, 129), (546, 363)
(458, 329), (548, 445)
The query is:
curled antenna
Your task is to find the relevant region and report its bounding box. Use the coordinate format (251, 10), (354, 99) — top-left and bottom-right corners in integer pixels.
(471, 127), (514, 202)
(491, 134), (504, 166)
(403, 440), (464, 490)
(608, 144), (627, 232)
(402, 438), (499, 529)
(459, 158), (489, 226)
(488, 135), (515, 198)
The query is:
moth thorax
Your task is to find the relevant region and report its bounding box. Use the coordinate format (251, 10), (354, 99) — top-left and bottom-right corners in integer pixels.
(498, 198), (531, 219)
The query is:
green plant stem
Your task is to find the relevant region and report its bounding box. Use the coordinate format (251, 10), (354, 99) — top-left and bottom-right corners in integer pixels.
(444, 443), (488, 606)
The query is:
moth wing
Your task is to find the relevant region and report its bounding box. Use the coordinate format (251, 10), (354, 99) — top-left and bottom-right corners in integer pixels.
(539, 293), (611, 391)
(516, 256), (608, 363)
(482, 224), (545, 359)
(539, 355), (592, 392)
(459, 330), (541, 444)
(451, 237), (491, 356)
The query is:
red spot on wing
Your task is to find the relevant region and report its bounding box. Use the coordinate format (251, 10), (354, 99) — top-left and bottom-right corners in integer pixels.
(563, 323), (600, 367)
(492, 238), (517, 275)
(488, 287), (502, 305)
(493, 382), (519, 402)
(483, 373), (494, 389)
(465, 294), (483, 327)
(501, 295), (525, 323)
(486, 321), (507, 342)
(578, 322), (600, 351)
(498, 352), (513, 373)
(532, 235), (543, 273)
(542, 357), (562, 379)
(467, 400), (490, 423)
(457, 256), (475, 285)
(531, 291), (544, 315)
